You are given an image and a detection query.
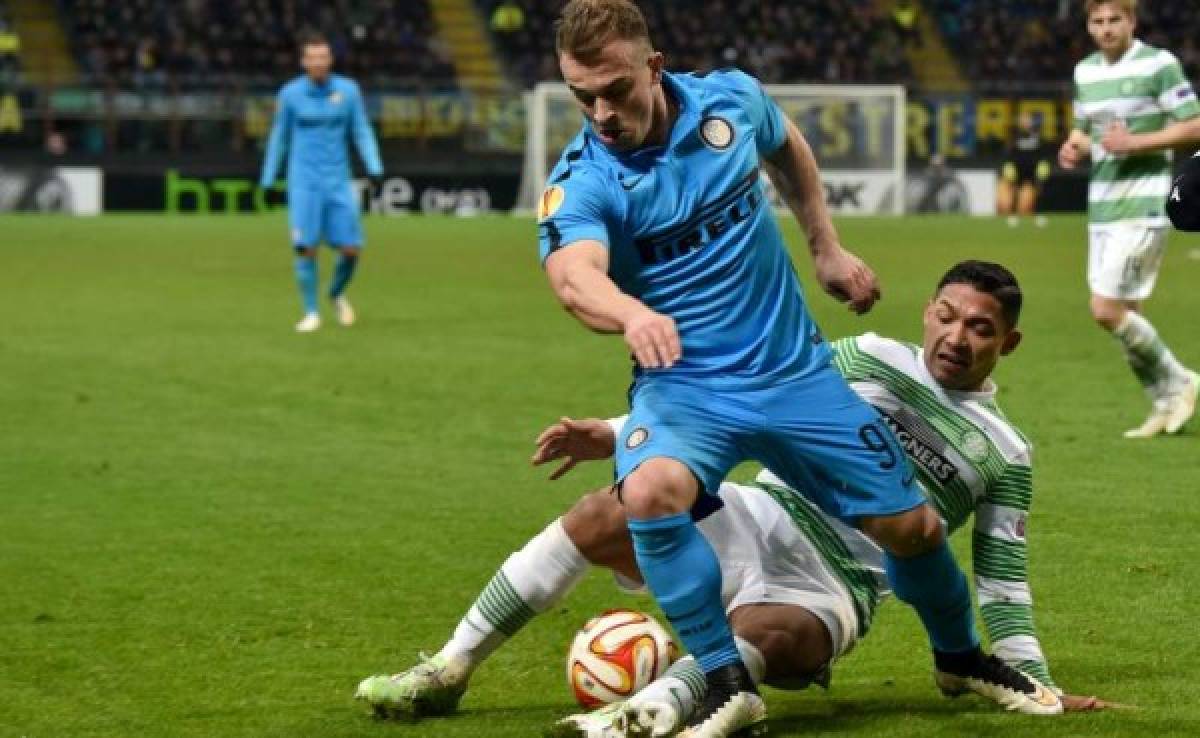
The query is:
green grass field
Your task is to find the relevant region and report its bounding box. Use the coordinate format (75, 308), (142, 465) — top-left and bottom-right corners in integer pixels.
(2, 214), (1199, 737)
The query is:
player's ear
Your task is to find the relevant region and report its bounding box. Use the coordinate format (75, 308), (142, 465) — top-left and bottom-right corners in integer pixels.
(647, 50), (664, 81)
(1000, 328), (1022, 356)
(922, 298), (936, 325)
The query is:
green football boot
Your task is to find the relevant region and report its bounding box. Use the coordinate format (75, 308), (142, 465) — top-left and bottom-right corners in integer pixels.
(355, 652), (470, 720)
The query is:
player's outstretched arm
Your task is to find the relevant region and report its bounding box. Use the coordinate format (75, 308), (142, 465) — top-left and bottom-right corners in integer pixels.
(764, 118), (880, 314)
(545, 242), (682, 368)
(974, 463), (1063, 696)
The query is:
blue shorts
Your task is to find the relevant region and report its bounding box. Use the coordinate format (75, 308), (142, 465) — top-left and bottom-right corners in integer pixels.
(614, 365), (924, 523)
(288, 183), (362, 249)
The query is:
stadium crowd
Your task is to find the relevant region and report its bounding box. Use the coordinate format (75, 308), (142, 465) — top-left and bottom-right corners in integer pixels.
(931, 0), (1200, 89)
(60, 0), (455, 88)
(0, 2), (19, 85)
(43, 1), (1200, 94)
(480, 0), (912, 89)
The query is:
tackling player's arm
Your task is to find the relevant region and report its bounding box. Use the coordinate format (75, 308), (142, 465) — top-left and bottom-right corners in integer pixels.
(544, 243), (681, 369)
(974, 462), (1058, 691)
(259, 87), (293, 189)
(761, 109), (880, 313)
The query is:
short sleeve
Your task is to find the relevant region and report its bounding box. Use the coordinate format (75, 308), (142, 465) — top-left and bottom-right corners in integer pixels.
(1155, 54), (1200, 122)
(719, 69), (788, 155)
(537, 166), (615, 265)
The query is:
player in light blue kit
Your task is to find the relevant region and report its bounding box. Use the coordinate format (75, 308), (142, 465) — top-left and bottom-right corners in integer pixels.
(538, 2), (1054, 736)
(259, 32), (383, 333)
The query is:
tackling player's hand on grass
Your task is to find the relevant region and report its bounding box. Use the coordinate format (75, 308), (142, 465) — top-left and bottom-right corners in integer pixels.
(814, 246), (881, 315)
(623, 307), (682, 369)
(1060, 693), (1124, 711)
(532, 417), (616, 480)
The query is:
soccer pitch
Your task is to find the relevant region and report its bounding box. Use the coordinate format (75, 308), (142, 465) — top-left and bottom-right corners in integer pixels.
(2, 214), (1199, 737)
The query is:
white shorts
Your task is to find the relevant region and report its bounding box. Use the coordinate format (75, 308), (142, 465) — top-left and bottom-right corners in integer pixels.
(1087, 223), (1168, 300)
(614, 482), (869, 662)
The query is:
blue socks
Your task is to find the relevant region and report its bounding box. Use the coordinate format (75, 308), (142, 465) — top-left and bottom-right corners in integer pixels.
(329, 251), (359, 299)
(885, 542), (979, 654)
(628, 512), (740, 673)
(293, 255), (318, 314)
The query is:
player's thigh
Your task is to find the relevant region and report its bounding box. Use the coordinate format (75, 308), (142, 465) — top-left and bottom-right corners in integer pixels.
(753, 368), (924, 522)
(1088, 224), (1169, 301)
(288, 187), (322, 248)
(615, 380), (746, 500)
(324, 184), (363, 248)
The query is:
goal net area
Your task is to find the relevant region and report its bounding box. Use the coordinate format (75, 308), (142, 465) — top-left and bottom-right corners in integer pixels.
(517, 83), (906, 216)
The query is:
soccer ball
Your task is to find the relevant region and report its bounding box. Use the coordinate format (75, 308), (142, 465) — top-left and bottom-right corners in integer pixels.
(566, 609), (678, 708)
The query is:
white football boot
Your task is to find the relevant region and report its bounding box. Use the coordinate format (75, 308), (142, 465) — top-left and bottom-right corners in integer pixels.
(294, 312), (321, 333)
(623, 694), (688, 737)
(934, 650), (1062, 715)
(335, 296), (356, 326)
(1164, 371), (1199, 434)
(1124, 399), (1172, 439)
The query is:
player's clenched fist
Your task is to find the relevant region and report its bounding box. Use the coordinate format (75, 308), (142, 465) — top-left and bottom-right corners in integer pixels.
(1058, 140), (1083, 170)
(623, 308), (682, 369)
(814, 246), (881, 315)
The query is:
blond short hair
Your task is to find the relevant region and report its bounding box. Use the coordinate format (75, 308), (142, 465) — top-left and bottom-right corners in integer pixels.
(1085, 0), (1137, 17)
(555, 0), (652, 62)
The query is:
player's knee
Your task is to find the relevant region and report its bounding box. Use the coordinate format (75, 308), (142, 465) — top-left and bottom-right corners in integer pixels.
(563, 489), (629, 566)
(1089, 296), (1126, 331)
(295, 247), (317, 259)
(862, 504), (944, 557)
(339, 246), (361, 258)
(619, 460), (699, 518)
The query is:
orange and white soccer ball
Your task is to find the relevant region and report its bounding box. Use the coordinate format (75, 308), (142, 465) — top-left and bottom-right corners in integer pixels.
(566, 609), (678, 708)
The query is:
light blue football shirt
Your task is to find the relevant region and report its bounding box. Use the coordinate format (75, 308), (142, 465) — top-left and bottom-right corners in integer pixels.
(259, 74), (383, 191)
(538, 69), (829, 388)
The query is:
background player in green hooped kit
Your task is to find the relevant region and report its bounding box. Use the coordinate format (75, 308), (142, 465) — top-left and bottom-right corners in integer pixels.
(356, 262), (1112, 735)
(1058, 0), (1200, 438)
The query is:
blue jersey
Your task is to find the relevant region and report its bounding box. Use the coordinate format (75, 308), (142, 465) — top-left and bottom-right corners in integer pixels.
(259, 74), (383, 192)
(537, 70), (828, 388)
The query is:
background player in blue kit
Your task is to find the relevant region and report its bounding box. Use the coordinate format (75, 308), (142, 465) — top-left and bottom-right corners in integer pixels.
(259, 32), (383, 333)
(538, 2), (1058, 736)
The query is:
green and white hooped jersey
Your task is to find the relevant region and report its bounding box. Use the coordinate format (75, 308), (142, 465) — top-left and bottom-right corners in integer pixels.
(1073, 40), (1200, 227)
(756, 333), (1055, 688)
